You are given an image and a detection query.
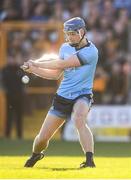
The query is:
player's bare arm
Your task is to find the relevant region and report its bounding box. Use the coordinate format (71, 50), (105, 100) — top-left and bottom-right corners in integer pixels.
(25, 66), (63, 80)
(25, 54), (81, 70)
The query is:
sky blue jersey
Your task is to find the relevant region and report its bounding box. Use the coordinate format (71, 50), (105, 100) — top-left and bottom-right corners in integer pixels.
(57, 40), (98, 99)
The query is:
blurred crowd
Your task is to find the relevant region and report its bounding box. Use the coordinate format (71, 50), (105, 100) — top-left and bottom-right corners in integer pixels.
(0, 0), (131, 105)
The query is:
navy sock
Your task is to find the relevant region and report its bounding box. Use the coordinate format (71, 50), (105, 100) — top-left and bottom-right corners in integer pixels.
(32, 152), (40, 157)
(86, 152), (93, 162)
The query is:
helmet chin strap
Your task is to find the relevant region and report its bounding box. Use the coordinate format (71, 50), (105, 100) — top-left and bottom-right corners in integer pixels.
(69, 30), (86, 47)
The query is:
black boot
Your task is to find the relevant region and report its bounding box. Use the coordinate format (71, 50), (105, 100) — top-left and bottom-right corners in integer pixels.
(80, 160), (96, 168)
(24, 152), (44, 167)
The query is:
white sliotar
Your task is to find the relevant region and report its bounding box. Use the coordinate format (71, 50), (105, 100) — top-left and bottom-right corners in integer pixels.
(21, 75), (30, 84)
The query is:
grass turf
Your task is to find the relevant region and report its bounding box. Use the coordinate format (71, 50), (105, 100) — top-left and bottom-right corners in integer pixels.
(0, 139), (131, 179)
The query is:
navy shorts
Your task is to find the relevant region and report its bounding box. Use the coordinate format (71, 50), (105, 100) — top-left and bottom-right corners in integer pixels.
(48, 93), (93, 119)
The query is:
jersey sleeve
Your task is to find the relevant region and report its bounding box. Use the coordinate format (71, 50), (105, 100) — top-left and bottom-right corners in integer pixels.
(76, 46), (98, 65)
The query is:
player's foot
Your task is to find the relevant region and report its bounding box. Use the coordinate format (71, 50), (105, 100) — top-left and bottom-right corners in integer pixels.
(80, 160), (96, 168)
(24, 152), (44, 167)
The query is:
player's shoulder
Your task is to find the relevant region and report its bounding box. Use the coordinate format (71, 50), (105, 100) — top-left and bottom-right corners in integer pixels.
(77, 41), (98, 55)
(86, 41), (98, 54)
(88, 41), (97, 49)
(60, 42), (72, 50)
(59, 42), (72, 58)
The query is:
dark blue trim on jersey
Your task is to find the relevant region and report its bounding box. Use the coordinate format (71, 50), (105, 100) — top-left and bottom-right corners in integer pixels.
(75, 40), (90, 51)
(76, 53), (84, 65)
(75, 40), (91, 65)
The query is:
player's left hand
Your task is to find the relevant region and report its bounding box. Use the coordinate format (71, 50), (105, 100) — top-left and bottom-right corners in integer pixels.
(20, 59), (39, 73)
(20, 61), (33, 73)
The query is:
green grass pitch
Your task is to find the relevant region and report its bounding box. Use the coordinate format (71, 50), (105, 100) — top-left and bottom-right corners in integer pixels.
(0, 139), (131, 179)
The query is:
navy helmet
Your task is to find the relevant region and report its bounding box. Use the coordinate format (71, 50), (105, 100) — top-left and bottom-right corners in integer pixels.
(64, 17), (86, 32)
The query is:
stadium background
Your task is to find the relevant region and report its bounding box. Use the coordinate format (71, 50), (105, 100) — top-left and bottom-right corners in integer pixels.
(0, 0), (131, 179)
(0, 0), (131, 140)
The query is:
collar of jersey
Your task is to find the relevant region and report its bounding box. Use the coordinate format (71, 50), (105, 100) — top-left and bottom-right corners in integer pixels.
(74, 39), (91, 51)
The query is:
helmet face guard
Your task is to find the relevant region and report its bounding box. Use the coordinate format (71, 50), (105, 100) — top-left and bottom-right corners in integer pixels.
(63, 17), (86, 47)
(64, 30), (82, 46)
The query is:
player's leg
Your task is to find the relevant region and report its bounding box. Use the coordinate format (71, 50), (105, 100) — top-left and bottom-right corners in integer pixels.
(24, 113), (65, 167)
(33, 113), (65, 153)
(72, 98), (95, 168)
